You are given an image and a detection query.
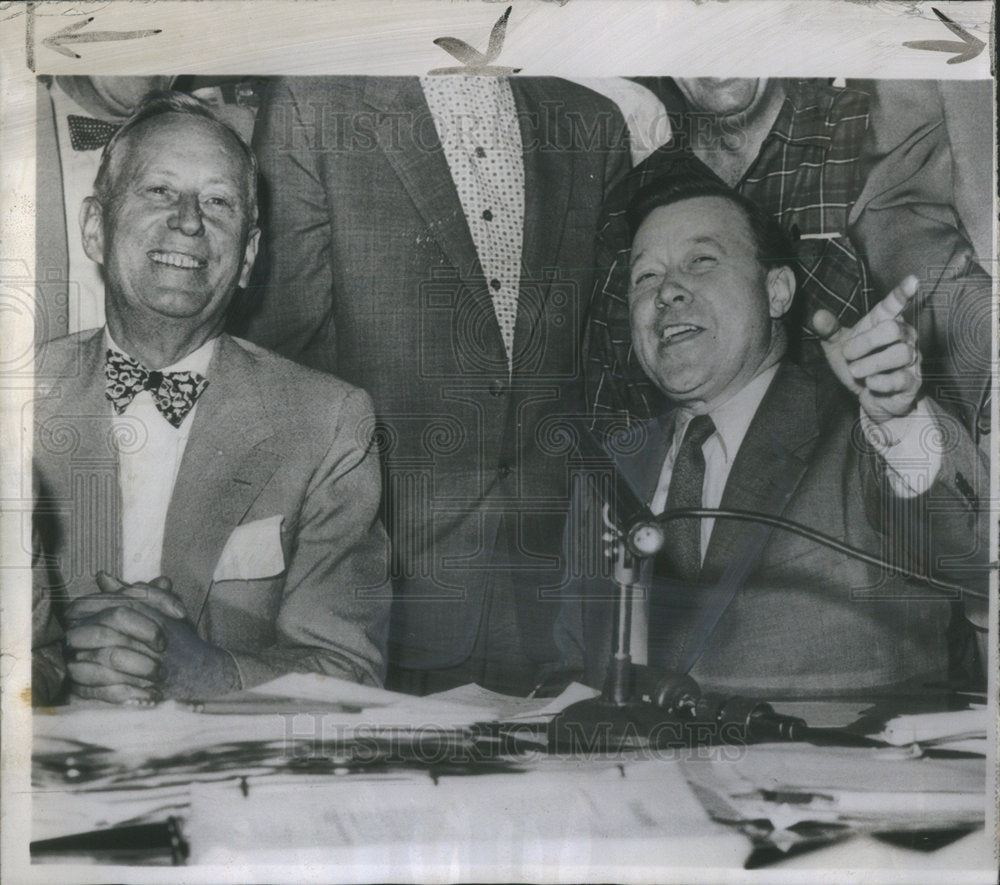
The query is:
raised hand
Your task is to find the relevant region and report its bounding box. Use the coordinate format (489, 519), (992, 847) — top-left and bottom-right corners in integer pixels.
(812, 275), (922, 425)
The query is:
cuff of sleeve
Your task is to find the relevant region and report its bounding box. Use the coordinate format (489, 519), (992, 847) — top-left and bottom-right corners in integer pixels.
(228, 652), (275, 692)
(859, 400), (943, 497)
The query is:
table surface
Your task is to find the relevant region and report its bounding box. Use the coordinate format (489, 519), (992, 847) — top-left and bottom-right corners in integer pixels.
(28, 693), (995, 879)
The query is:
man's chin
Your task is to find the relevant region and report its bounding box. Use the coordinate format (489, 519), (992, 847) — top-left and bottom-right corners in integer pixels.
(107, 290), (232, 327)
(144, 289), (230, 319)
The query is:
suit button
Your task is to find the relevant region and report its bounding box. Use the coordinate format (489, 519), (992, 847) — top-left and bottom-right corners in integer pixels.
(490, 278), (502, 291)
(497, 463), (511, 479)
(489, 380), (505, 397)
(482, 209), (493, 221)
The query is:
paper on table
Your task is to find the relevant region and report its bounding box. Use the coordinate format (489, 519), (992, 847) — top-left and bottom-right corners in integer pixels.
(247, 673), (503, 724)
(32, 784), (190, 843)
(423, 681), (601, 722)
(246, 672), (412, 707)
(878, 709), (988, 748)
(188, 756), (748, 869)
(680, 743), (987, 836)
(34, 676), (559, 769)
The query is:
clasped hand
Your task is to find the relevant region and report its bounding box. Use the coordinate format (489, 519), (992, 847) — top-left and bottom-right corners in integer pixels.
(813, 275), (923, 424)
(65, 571), (236, 704)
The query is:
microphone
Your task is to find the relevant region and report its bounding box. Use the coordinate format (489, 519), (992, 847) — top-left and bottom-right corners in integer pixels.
(695, 693), (808, 744)
(694, 692), (883, 748)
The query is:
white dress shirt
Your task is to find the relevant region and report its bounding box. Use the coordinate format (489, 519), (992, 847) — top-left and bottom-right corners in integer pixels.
(650, 364), (782, 560)
(107, 330), (215, 584)
(420, 76), (525, 372)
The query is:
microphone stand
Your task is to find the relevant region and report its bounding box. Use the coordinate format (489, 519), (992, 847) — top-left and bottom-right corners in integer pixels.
(549, 537), (700, 752)
(548, 504), (925, 752)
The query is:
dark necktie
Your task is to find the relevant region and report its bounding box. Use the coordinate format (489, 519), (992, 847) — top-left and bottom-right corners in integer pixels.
(67, 114), (120, 151)
(662, 413), (716, 584)
(647, 413), (716, 671)
(104, 349), (208, 428)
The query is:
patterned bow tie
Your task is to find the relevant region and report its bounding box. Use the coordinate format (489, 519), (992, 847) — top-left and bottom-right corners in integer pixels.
(104, 350), (209, 428)
(67, 114), (121, 151)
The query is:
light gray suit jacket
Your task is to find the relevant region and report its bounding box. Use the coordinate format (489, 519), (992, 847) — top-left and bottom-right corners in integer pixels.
(33, 330), (391, 690)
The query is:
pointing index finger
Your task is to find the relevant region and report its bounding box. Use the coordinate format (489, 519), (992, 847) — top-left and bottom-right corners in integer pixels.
(854, 275), (919, 334)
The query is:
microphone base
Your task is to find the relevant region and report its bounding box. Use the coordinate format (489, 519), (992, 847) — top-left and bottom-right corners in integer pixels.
(548, 697), (701, 753)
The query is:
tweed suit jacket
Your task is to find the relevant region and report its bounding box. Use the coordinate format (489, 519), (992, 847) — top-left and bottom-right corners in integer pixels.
(33, 330), (391, 690)
(233, 76), (629, 669)
(555, 361), (988, 698)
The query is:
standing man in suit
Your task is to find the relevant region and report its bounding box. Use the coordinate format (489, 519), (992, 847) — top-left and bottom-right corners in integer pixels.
(557, 177), (988, 697)
(235, 77), (629, 695)
(33, 93), (391, 705)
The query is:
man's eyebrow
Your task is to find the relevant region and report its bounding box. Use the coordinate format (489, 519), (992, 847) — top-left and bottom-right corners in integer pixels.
(135, 168), (240, 190)
(687, 234), (727, 251)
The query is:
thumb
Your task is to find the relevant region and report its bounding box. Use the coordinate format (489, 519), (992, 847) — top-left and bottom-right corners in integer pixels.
(810, 308), (841, 341)
(150, 576), (173, 592)
(95, 570), (126, 595)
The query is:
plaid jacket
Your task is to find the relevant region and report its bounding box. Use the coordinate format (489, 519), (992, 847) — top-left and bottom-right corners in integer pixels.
(586, 80), (874, 429)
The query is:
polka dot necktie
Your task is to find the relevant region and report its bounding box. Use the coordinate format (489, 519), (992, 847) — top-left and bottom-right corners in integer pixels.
(104, 350), (208, 428)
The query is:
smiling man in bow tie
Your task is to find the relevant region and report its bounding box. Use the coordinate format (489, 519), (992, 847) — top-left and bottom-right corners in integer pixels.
(33, 93), (391, 705)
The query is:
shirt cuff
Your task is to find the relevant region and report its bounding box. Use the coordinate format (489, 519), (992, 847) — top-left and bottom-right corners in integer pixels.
(859, 400), (943, 498)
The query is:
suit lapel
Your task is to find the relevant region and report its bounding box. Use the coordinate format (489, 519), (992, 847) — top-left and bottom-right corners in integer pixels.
(161, 335), (279, 625)
(702, 363), (821, 582)
(367, 78), (592, 374)
(511, 79), (573, 295)
(509, 79), (575, 368)
(363, 79), (481, 275)
(609, 415), (674, 510)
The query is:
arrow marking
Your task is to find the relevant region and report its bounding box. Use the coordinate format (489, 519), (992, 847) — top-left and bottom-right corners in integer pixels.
(430, 6), (521, 76)
(903, 7), (985, 65)
(43, 17), (162, 60)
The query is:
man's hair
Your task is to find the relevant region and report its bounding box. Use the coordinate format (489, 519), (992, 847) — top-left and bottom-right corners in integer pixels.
(625, 176), (798, 275)
(93, 91), (259, 224)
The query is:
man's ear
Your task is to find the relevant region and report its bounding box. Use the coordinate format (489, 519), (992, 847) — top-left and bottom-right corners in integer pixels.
(238, 226), (260, 289)
(765, 265), (796, 319)
(79, 197), (106, 266)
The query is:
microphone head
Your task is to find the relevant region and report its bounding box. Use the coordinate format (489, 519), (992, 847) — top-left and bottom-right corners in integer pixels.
(626, 521), (666, 558)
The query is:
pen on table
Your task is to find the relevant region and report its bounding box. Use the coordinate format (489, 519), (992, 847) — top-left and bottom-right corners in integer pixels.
(183, 698), (360, 715)
(30, 817), (189, 865)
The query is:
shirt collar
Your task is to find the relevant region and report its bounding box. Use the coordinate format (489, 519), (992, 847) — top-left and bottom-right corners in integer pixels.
(104, 327), (217, 377)
(761, 81), (835, 150)
(673, 362), (781, 464)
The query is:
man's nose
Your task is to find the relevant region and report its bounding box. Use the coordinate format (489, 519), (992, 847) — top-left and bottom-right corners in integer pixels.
(168, 193), (205, 236)
(654, 276), (690, 308)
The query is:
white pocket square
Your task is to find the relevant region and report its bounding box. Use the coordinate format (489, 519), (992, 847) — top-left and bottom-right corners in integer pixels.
(212, 515), (286, 582)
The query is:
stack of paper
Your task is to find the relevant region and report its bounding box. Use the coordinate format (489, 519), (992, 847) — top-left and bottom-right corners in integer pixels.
(32, 676), (600, 844)
(877, 708), (988, 755)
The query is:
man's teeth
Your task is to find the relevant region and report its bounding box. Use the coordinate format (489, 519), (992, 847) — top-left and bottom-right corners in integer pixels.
(660, 324), (699, 342)
(149, 251), (205, 269)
